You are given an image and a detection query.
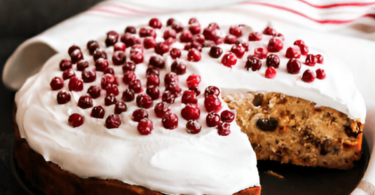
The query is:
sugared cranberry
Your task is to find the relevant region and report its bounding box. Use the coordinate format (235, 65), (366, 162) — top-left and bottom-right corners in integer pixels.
(129, 79), (142, 93)
(254, 47), (268, 59)
(114, 101), (127, 114)
(204, 86), (220, 97)
(143, 37), (157, 49)
(163, 28), (177, 40)
(95, 58), (109, 71)
(146, 86), (160, 100)
(91, 106), (105, 118)
(125, 26), (136, 34)
(123, 71), (136, 84)
(248, 32), (262, 41)
(189, 23), (201, 35)
(82, 69), (96, 83)
(78, 95), (93, 109)
(122, 62), (136, 73)
(305, 54), (317, 66)
(165, 83), (182, 95)
(180, 31), (193, 43)
(286, 59), (302, 74)
(130, 51), (144, 64)
(149, 55), (165, 68)
(265, 67), (277, 79)
(132, 108), (148, 121)
(136, 94), (153, 109)
(122, 89), (135, 102)
(170, 48), (181, 59)
(186, 74), (201, 89)
(146, 66), (160, 76)
(106, 84), (119, 96)
(57, 90), (71, 104)
(300, 45), (309, 55)
(192, 34), (205, 44)
(263, 26), (276, 36)
(87, 41), (100, 55)
(139, 27), (156, 38)
(148, 18), (162, 29)
(87, 85), (101, 98)
(224, 35), (237, 44)
(103, 67), (115, 75)
(121, 33), (141, 48)
(171, 22), (184, 33)
(164, 72), (179, 85)
(59, 59), (72, 71)
(162, 113), (179, 129)
(154, 42), (170, 55)
(218, 122), (231, 136)
(181, 90), (198, 104)
(206, 112), (221, 127)
(221, 110), (235, 123)
(114, 42), (126, 52)
(204, 94), (222, 112)
(245, 57), (261, 71)
(68, 77), (84, 91)
(285, 46), (301, 59)
(181, 104), (200, 120)
(266, 54), (280, 68)
(186, 120), (202, 134)
(93, 49), (107, 61)
(294, 40), (305, 47)
(112, 51), (126, 65)
(105, 94), (117, 106)
(137, 119), (153, 135)
(105, 114), (121, 129)
(209, 46), (223, 58)
(162, 90), (176, 104)
(267, 38), (283, 52)
(77, 61), (89, 71)
(101, 74), (117, 89)
(171, 60), (187, 75)
(69, 47), (84, 63)
(221, 52), (237, 67)
(231, 44), (245, 58)
(315, 54), (324, 64)
(105, 31), (119, 47)
(68, 113), (84, 128)
(229, 25), (242, 37)
(50, 77), (64, 90)
(154, 102), (170, 118)
(302, 69), (316, 83)
(316, 69), (326, 79)
(146, 74), (160, 87)
(166, 18), (176, 26)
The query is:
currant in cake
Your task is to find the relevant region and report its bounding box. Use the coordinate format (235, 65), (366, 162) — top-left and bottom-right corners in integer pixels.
(14, 17), (365, 195)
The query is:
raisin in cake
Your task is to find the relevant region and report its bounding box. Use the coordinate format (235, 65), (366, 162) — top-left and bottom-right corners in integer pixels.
(14, 17), (365, 195)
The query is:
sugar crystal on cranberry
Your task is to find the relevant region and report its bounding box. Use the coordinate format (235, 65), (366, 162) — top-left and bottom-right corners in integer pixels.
(218, 122), (231, 136)
(186, 120), (202, 134)
(162, 90), (176, 104)
(138, 119), (153, 135)
(206, 112), (221, 127)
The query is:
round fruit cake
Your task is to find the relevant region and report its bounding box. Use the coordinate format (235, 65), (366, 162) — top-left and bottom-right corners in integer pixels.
(14, 17), (365, 194)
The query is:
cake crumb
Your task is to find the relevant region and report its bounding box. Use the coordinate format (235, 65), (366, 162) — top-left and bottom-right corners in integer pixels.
(266, 170), (284, 179)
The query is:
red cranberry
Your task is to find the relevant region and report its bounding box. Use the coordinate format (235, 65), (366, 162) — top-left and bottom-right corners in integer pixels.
(263, 26), (276, 36)
(181, 104), (200, 120)
(224, 35), (237, 44)
(204, 94), (222, 112)
(302, 69), (316, 83)
(192, 34), (205, 44)
(267, 38), (283, 52)
(82, 69), (96, 83)
(136, 94), (153, 109)
(254, 47), (268, 59)
(164, 72), (179, 85)
(245, 57), (261, 71)
(162, 113), (179, 129)
(106, 84), (119, 96)
(265, 67), (277, 79)
(166, 18), (176, 26)
(203, 26), (221, 42)
(146, 74), (160, 87)
(163, 28), (176, 40)
(209, 46), (223, 58)
(87, 41), (100, 55)
(171, 60), (187, 75)
(206, 112), (221, 127)
(130, 51), (144, 64)
(276, 33), (285, 41)
(184, 41), (202, 51)
(186, 74), (201, 89)
(248, 32), (262, 41)
(68, 77), (84, 91)
(300, 45), (309, 55)
(186, 120), (202, 134)
(114, 42), (126, 52)
(139, 27), (156, 38)
(170, 48), (181, 59)
(87, 85), (101, 99)
(221, 52), (237, 67)
(241, 41), (249, 51)
(68, 45), (80, 54)
(95, 58), (109, 71)
(93, 49), (107, 61)
(316, 69), (326, 79)
(69, 48), (84, 63)
(165, 83), (182, 96)
(285, 46), (301, 59)
(121, 33), (141, 47)
(122, 89), (135, 102)
(171, 22), (184, 33)
(131, 44), (144, 54)
(103, 67), (114, 75)
(164, 37), (176, 46)
(78, 95), (93, 109)
(91, 106), (105, 118)
(146, 66), (160, 76)
(105, 31), (119, 47)
(132, 108), (148, 121)
(149, 18), (162, 29)
(138, 119), (153, 135)
(294, 40), (305, 47)
(188, 17), (199, 24)
(189, 23), (201, 35)
(146, 86), (160, 100)
(143, 37), (157, 49)
(316, 54), (324, 64)
(231, 44), (245, 58)
(180, 31), (193, 43)
(68, 113), (84, 128)
(50, 77), (64, 90)
(105, 94), (117, 106)
(125, 26), (136, 34)
(129, 79), (142, 93)
(162, 90), (176, 104)
(154, 42), (170, 55)
(191, 87), (201, 96)
(101, 74), (117, 89)
(266, 54), (280, 68)
(305, 54), (317, 66)
(123, 71), (137, 84)
(286, 59), (302, 74)
(114, 101), (127, 114)
(229, 25), (242, 37)
(77, 61), (89, 71)
(154, 102), (170, 118)
(208, 22), (220, 30)
(149, 55), (165, 68)
(221, 110), (235, 123)
(122, 61), (136, 73)
(59, 59), (72, 71)
(204, 86), (220, 97)
(181, 90), (198, 104)
(112, 51), (126, 65)
(105, 114), (121, 129)
(218, 122), (231, 136)
(57, 90), (71, 104)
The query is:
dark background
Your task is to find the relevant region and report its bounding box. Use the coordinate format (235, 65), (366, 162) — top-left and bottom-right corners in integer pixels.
(0, 1), (102, 194)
